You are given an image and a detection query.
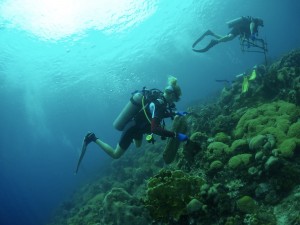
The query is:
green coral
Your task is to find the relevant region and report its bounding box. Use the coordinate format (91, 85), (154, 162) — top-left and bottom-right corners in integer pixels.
(233, 101), (300, 146)
(224, 215), (242, 225)
(186, 198), (203, 214)
(102, 188), (150, 225)
(180, 132), (207, 166)
(207, 141), (230, 159)
(287, 121), (300, 138)
(144, 169), (203, 221)
(214, 132), (231, 144)
(190, 131), (208, 142)
(249, 135), (267, 150)
(209, 160), (223, 171)
(236, 195), (257, 213)
(228, 153), (252, 169)
(259, 127), (286, 146)
(230, 139), (248, 152)
(278, 138), (299, 158)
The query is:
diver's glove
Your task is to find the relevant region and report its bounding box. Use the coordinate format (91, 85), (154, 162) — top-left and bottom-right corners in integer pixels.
(176, 111), (188, 116)
(176, 133), (189, 142)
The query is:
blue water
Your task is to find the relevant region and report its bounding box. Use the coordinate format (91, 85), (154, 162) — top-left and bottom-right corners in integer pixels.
(0, 0), (299, 224)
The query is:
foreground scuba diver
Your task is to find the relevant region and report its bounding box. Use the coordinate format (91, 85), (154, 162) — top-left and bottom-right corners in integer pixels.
(75, 76), (189, 173)
(192, 16), (264, 53)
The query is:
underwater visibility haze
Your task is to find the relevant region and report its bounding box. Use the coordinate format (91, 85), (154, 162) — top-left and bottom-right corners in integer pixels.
(0, 0), (299, 224)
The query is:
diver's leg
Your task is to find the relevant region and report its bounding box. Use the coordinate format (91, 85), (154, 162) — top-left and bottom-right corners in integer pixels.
(193, 33), (237, 52)
(94, 139), (126, 159)
(91, 120), (137, 159)
(133, 139), (142, 148)
(192, 30), (227, 52)
(209, 31), (222, 39)
(217, 33), (235, 43)
(133, 131), (143, 148)
(96, 120), (137, 158)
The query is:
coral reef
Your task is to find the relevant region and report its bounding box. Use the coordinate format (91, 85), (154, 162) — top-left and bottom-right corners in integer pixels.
(101, 187), (151, 225)
(47, 49), (300, 225)
(144, 169), (203, 222)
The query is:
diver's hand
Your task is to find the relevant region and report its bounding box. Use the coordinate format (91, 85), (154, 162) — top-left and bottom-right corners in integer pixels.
(176, 133), (189, 142)
(176, 111), (188, 116)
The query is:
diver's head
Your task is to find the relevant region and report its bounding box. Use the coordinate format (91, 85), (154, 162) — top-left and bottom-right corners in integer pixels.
(164, 76), (182, 103)
(255, 18), (264, 27)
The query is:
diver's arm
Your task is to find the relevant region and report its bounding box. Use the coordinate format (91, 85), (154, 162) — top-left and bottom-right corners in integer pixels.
(151, 118), (175, 137)
(149, 102), (175, 137)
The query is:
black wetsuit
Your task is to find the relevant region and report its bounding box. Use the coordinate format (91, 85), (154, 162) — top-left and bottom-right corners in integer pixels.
(119, 94), (175, 150)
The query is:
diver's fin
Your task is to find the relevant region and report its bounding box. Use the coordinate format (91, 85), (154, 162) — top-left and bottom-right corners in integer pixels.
(163, 116), (188, 164)
(74, 138), (88, 174)
(192, 39), (218, 53)
(192, 30), (213, 48)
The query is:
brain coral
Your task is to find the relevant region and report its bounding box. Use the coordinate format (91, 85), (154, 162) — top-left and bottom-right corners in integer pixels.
(233, 101), (300, 146)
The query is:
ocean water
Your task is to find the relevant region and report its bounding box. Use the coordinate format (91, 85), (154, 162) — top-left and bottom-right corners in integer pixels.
(0, 0), (299, 224)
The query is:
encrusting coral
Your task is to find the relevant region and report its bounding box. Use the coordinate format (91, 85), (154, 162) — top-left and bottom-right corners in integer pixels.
(143, 169), (204, 222)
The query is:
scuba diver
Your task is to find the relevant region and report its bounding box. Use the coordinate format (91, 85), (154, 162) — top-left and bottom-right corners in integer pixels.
(75, 76), (189, 173)
(192, 16), (264, 53)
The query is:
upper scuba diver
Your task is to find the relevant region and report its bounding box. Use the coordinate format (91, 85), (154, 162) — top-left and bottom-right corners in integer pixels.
(192, 16), (264, 53)
(75, 76), (189, 174)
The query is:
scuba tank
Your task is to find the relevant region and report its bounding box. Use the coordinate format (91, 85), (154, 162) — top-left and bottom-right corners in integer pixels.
(113, 92), (143, 131)
(113, 88), (166, 131)
(226, 16), (246, 28)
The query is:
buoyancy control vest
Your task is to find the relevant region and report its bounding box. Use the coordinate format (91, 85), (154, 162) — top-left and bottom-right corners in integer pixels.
(113, 87), (175, 131)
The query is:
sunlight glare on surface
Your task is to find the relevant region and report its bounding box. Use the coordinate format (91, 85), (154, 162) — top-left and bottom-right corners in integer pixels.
(0, 0), (157, 41)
